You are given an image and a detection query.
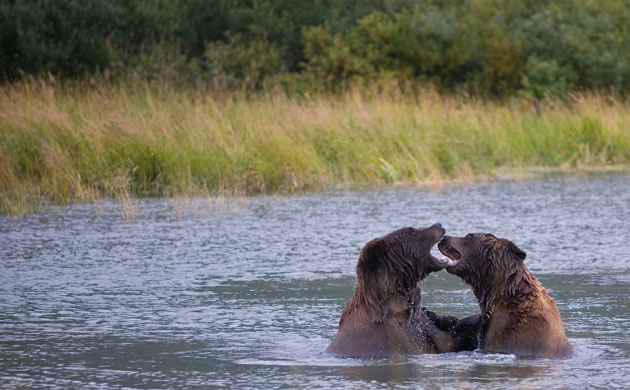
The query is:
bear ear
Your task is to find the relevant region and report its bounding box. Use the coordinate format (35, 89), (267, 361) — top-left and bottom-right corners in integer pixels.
(501, 238), (526, 261)
(360, 238), (388, 272)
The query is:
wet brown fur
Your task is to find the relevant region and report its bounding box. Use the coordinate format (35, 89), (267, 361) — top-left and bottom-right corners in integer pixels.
(440, 233), (573, 358)
(326, 226), (457, 358)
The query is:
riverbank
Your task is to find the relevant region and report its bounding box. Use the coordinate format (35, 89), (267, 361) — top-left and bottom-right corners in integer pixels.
(2, 80), (629, 214)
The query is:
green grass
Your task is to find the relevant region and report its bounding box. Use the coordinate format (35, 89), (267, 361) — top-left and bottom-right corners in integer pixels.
(2, 80), (630, 215)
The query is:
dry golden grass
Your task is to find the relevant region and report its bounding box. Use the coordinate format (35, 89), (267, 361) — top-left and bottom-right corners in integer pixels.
(1, 79), (629, 214)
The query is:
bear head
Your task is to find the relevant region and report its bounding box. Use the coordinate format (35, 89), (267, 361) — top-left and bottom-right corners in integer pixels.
(438, 233), (529, 309)
(354, 223), (448, 312)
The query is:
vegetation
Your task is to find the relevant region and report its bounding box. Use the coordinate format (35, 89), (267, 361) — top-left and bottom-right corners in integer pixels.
(2, 0), (630, 97)
(2, 79), (629, 214)
(2, 1), (630, 214)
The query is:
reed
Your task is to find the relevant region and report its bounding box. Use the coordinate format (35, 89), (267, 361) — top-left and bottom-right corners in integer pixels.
(2, 79), (629, 214)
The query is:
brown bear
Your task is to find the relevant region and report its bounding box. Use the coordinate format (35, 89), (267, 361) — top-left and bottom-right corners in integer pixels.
(326, 224), (471, 358)
(438, 233), (573, 358)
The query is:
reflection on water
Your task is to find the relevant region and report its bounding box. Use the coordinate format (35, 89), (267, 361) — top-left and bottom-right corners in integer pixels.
(1, 174), (630, 389)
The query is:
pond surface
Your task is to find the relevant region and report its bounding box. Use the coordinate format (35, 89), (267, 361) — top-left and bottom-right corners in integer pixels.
(1, 174), (630, 389)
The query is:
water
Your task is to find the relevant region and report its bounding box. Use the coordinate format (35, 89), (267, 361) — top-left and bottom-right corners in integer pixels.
(1, 174), (629, 389)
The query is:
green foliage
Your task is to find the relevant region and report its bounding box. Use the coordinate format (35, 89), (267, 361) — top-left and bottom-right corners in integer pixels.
(203, 34), (285, 89)
(522, 58), (575, 98)
(0, 0), (112, 78)
(2, 0), (630, 95)
(300, 25), (367, 89)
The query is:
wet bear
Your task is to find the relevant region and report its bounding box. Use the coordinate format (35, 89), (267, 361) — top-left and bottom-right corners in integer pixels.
(326, 224), (469, 358)
(439, 233), (573, 358)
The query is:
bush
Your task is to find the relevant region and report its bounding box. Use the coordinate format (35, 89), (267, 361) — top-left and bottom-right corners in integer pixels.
(1, 0), (630, 96)
(203, 34), (285, 90)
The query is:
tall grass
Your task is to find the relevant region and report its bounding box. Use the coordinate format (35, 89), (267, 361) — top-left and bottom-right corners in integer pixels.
(1, 79), (630, 214)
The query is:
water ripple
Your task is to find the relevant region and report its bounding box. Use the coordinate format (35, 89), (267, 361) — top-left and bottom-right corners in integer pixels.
(1, 174), (629, 388)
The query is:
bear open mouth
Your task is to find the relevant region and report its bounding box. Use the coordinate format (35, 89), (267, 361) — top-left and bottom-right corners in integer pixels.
(433, 253), (450, 265)
(430, 230), (449, 266)
(438, 241), (462, 267)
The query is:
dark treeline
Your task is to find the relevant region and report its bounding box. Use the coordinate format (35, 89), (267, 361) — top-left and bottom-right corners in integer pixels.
(2, 0), (630, 96)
